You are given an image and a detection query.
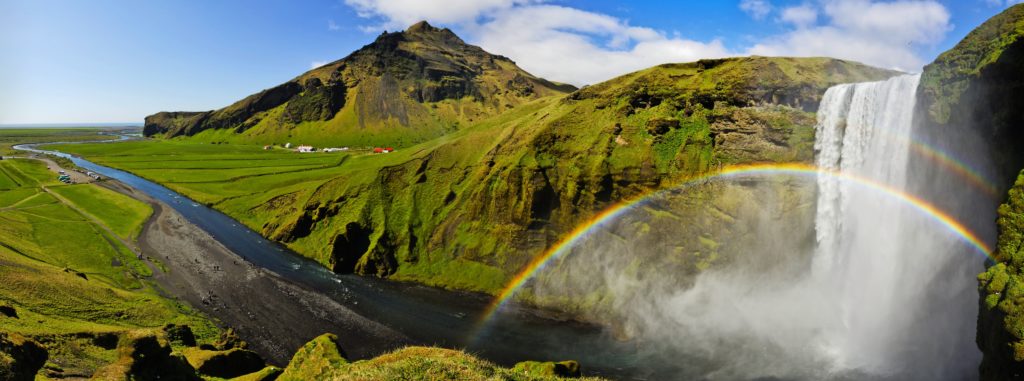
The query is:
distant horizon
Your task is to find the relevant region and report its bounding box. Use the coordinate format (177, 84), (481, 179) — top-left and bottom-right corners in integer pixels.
(0, 123), (143, 128)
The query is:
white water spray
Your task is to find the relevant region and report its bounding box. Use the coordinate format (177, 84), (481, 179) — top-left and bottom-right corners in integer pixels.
(529, 74), (983, 380)
(810, 74), (981, 376)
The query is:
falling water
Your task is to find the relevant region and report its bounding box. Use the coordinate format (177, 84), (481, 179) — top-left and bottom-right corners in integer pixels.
(526, 74), (983, 380)
(811, 73), (980, 378)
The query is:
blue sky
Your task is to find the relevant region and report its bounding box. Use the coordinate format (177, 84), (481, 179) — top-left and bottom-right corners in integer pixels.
(0, 0), (1018, 124)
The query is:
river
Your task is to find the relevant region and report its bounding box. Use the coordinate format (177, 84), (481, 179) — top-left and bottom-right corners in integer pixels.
(15, 140), (660, 380)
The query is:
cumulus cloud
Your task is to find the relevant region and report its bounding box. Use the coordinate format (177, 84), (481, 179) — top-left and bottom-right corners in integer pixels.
(471, 5), (730, 85)
(740, 0), (773, 20)
(780, 5), (817, 26)
(750, 0), (951, 71)
(328, 20), (340, 31)
(341, 0), (953, 85)
(344, 0), (538, 30)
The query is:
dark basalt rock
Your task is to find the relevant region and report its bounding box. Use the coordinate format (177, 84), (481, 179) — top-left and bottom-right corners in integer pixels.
(163, 324), (197, 347)
(0, 333), (47, 381)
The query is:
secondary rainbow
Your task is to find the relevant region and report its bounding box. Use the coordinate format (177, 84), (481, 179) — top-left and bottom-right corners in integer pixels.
(476, 163), (994, 326)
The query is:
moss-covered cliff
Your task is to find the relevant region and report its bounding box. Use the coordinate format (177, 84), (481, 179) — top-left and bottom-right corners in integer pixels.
(922, 4), (1024, 380)
(920, 4), (1024, 183)
(143, 21), (575, 148)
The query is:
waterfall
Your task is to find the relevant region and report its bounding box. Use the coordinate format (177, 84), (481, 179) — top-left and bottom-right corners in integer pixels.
(525, 73), (983, 380)
(811, 74), (980, 378)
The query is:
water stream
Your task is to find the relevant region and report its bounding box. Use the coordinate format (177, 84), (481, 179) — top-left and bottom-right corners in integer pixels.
(13, 75), (988, 380)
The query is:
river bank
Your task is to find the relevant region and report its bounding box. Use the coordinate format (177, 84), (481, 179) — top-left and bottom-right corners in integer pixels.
(99, 180), (410, 365)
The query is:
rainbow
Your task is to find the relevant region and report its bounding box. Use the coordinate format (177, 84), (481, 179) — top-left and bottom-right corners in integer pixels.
(477, 163), (994, 325)
(899, 135), (999, 197)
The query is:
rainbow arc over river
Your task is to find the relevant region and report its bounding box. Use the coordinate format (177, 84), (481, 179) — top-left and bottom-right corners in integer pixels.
(476, 163), (994, 326)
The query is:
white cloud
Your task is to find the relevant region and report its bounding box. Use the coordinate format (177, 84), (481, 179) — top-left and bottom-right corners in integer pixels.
(780, 5), (817, 26)
(328, 20), (340, 31)
(750, 0), (951, 71)
(471, 5), (730, 85)
(341, 0), (953, 85)
(740, 0), (773, 20)
(344, 0), (538, 30)
(310, 61), (328, 69)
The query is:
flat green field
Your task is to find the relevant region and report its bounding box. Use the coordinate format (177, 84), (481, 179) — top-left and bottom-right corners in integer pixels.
(49, 184), (152, 239)
(0, 128), (111, 156)
(0, 158), (215, 374)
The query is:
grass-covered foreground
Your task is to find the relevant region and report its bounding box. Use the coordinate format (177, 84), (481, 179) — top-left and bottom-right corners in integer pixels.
(0, 154), (218, 378)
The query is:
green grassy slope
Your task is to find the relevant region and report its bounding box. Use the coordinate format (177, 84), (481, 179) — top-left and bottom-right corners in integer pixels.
(278, 333), (600, 381)
(57, 57), (897, 307)
(0, 158), (215, 378)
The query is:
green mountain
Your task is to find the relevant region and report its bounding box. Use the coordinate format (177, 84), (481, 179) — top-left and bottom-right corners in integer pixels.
(112, 45), (897, 298)
(142, 21), (575, 148)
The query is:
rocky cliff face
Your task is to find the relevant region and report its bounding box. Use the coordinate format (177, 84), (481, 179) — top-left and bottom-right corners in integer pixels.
(918, 4), (1024, 380)
(143, 21), (575, 147)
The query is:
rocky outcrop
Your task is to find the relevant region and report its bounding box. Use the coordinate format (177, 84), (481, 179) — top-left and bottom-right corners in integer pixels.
(182, 347), (267, 379)
(91, 331), (200, 381)
(0, 332), (47, 381)
(144, 21), (575, 147)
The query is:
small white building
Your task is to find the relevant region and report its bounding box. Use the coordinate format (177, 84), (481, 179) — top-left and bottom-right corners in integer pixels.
(284, 143), (292, 149)
(296, 145), (315, 153)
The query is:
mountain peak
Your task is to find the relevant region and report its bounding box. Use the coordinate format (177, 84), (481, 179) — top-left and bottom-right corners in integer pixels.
(406, 20), (437, 34)
(143, 21), (576, 143)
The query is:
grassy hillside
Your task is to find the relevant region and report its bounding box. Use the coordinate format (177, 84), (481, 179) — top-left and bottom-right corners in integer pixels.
(0, 157), (216, 378)
(57, 57), (897, 311)
(143, 21), (575, 149)
(277, 333), (599, 381)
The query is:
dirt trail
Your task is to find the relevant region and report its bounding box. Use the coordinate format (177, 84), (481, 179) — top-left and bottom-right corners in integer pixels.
(101, 181), (410, 364)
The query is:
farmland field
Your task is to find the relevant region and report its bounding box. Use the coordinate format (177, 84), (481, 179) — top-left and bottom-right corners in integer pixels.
(0, 127), (111, 156)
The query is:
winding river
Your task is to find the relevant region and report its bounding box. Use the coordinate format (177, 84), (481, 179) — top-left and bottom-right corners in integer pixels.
(15, 139), (660, 380)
